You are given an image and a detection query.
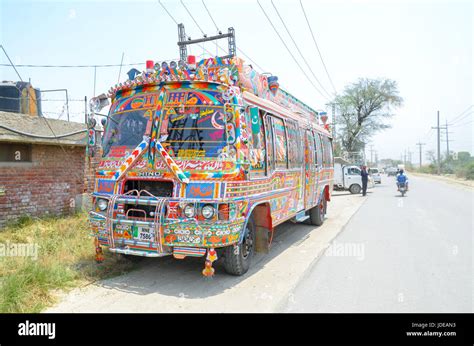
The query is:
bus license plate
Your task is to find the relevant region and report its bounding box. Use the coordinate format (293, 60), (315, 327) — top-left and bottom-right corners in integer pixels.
(136, 227), (153, 241)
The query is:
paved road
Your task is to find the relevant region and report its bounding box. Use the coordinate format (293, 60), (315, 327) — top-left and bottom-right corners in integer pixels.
(282, 175), (473, 312)
(46, 190), (365, 312)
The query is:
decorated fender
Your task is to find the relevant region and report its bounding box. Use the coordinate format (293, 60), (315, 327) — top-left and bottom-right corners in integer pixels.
(237, 202), (273, 253)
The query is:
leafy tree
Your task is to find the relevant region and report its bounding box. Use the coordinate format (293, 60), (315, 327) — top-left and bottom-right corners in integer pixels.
(457, 151), (471, 162)
(332, 78), (403, 153)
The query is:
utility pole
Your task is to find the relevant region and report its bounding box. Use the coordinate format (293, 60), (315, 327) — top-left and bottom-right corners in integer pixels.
(331, 102), (336, 144)
(442, 119), (454, 159)
(445, 119), (449, 157)
(416, 142), (426, 168)
(403, 149), (407, 166)
(408, 150), (413, 165)
(369, 145), (374, 165)
(432, 111), (441, 175)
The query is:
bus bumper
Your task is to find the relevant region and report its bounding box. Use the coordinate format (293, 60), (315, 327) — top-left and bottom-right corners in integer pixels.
(89, 195), (245, 257)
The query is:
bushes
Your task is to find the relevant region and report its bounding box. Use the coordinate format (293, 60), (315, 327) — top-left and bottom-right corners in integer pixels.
(416, 155), (474, 180)
(456, 161), (474, 180)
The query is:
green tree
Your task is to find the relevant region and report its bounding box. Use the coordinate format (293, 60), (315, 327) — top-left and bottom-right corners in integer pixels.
(457, 151), (471, 162)
(332, 78), (403, 153)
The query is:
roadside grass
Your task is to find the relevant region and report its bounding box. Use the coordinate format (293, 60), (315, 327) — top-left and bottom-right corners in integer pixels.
(0, 213), (136, 313)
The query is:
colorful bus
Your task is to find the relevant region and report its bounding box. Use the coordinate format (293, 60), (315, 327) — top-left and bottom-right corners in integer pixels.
(89, 55), (334, 276)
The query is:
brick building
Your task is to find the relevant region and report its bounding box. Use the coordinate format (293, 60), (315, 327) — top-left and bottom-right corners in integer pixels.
(0, 111), (97, 227)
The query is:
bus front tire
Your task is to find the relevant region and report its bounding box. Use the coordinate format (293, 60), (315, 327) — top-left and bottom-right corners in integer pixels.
(223, 218), (255, 276)
(309, 195), (326, 226)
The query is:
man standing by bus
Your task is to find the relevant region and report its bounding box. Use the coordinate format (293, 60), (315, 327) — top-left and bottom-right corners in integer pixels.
(361, 165), (369, 196)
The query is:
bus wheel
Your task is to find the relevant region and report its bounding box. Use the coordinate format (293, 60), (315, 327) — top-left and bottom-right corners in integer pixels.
(309, 195), (326, 226)
(223, 218), (255, 276)
(349, 184), (361, 194)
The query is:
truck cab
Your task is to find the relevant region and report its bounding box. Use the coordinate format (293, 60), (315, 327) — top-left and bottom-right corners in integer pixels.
(333, 163), (374, 194)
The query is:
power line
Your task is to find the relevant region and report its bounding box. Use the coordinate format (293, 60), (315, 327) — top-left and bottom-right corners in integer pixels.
(449, 119), (473, 128)
(0, 62), (143, 68)
(158, 0), (178, 24)
(271, 0), (332, 99)
(1, 45), (23, 81)
(256, 0), (329, 101)
(299, 0), (337, 95)
(202, 0), (220, 32)
(180, 0), (206, 36)
(448, 104), (473, 124)
(158, 0), (211, 57)
(166, 0), (267, 73)
(448, 111), (473, 125)
(199, 1), (267, 72)
(214, 41), (267, 73)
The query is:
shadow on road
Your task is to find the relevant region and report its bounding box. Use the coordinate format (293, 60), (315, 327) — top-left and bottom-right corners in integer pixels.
(94, 220), (324, 300)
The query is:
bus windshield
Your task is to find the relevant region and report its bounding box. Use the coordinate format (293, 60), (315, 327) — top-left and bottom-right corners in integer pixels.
(102, 109), (150, 157)
(159, 89), (228, 159)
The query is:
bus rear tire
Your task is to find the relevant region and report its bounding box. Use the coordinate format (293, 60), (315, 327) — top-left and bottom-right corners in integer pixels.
(223, 218), (255, 276)
(309, 195), (326, 226)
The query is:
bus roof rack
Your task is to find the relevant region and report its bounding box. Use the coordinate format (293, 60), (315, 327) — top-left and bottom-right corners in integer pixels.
(177, 23), (236, 62)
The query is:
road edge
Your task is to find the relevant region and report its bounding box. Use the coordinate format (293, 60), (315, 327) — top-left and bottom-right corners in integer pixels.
(273, 195), (370, 312)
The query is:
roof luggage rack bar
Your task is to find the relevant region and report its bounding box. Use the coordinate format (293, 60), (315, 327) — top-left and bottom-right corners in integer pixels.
(177, 23), (236, 62)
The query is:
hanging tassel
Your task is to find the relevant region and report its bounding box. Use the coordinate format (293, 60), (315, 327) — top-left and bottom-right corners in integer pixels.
(202, 260), (215, 277)
(202, 248), (218, 277)
(207, 248), (217, 262)
(94, 238), (104, 263)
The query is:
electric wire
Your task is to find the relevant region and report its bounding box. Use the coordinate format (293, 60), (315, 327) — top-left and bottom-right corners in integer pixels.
(299, 0), (337, 95)
(202, 0), (220, 32)
(158, 0), (179, 24)
(448, 109), (473, 125)
(450, 105), (474, 123)
(257, 0), (329, 101)
(181, 0), (206, 36)
(1, 45), (23, 81)
(0, 62), (143, 68)
(199, 0), (267, 72)
(271, 0), (332, 99)
(0, 124), (87, 139)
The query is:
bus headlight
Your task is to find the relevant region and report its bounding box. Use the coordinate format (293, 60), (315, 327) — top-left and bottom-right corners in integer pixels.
(201, 204), (215, 219)
(183, 204), (196, 218)
(97, 198), (108, 211)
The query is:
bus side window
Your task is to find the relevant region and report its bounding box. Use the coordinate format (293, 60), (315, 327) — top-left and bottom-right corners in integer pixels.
(264, 114), (275, 173)
(314, 131), (323, 167)
(249, 108), (267, 178)
(272, 116), (288, 169)
(286, 120), (299, 169)
(322, 136), (333, 166)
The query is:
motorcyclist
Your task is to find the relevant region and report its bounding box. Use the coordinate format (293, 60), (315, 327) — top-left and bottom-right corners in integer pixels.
(396, 169), (409, 191)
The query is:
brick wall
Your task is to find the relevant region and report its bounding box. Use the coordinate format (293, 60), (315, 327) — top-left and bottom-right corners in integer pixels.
(0, 144), (90, 227)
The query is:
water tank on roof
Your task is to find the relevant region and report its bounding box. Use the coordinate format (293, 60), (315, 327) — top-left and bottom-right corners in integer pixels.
(0, 81), (42, 116)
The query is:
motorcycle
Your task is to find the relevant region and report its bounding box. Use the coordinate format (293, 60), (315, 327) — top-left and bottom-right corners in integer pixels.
(398, 182), (407, 197)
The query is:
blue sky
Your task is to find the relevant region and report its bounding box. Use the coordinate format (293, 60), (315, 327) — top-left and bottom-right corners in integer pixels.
(1, 0), (472, 161)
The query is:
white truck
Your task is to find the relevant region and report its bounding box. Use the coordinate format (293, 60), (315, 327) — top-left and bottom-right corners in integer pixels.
(333, 163), (374, 194)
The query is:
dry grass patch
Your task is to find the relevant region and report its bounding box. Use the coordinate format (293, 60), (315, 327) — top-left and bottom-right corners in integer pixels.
(0, 214), (136, 312)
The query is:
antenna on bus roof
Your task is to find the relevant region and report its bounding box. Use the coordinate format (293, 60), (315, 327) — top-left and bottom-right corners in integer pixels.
(177, 23), (236, 62)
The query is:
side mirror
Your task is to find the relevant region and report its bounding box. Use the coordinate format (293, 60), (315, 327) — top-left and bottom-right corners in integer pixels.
(89, 94), (110, 113)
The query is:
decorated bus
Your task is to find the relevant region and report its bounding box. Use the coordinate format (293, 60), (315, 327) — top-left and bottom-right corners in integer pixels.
(89, 52), (334, 276)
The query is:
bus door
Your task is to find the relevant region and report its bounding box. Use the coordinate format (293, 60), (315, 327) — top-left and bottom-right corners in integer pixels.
(314, 132), (324, 200)
(304, 129), (317, 209)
